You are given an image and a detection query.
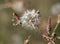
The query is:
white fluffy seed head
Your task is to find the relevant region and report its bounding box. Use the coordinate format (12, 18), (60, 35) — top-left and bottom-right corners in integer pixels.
(20, 9), (40, 29)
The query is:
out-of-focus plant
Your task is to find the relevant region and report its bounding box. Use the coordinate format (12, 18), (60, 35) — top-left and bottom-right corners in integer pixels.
(10, 1), (60, 44)
(0, 0), (25, 12)
(12, 9), (60, 44)
(12, 9), (40, 30)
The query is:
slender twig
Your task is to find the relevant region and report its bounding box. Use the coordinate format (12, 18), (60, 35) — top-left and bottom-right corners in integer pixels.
(24, 35), (31, 44)
(51, 22), (59, 37)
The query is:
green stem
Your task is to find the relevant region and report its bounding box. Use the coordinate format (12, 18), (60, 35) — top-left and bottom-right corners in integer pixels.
(51, 23), (59, 37)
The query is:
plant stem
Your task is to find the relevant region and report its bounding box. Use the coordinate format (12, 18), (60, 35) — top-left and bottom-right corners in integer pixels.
(51, 23), (59, 37)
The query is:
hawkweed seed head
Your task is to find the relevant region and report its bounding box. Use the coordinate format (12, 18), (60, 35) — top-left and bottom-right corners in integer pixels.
(20, 9), (40, 29)
(12, 9), (40, 29)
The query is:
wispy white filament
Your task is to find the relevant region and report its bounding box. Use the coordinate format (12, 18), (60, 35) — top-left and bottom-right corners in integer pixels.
(20, 9), (40, 29)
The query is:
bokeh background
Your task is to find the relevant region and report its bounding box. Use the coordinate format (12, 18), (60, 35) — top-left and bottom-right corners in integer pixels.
(0, 0), (60, 44)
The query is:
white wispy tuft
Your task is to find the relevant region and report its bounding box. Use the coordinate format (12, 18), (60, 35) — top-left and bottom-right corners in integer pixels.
(20, 9), (40, 29)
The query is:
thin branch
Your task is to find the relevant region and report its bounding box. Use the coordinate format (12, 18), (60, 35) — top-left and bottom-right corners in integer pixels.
(24, 35), (31, 44)
(51, 23), (59, 37)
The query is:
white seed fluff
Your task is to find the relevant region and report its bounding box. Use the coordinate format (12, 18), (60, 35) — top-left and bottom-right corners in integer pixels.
(20, 9), (40, 29)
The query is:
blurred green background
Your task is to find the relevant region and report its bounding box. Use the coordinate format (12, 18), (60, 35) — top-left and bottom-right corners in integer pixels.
(0, 0), (60, 44)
